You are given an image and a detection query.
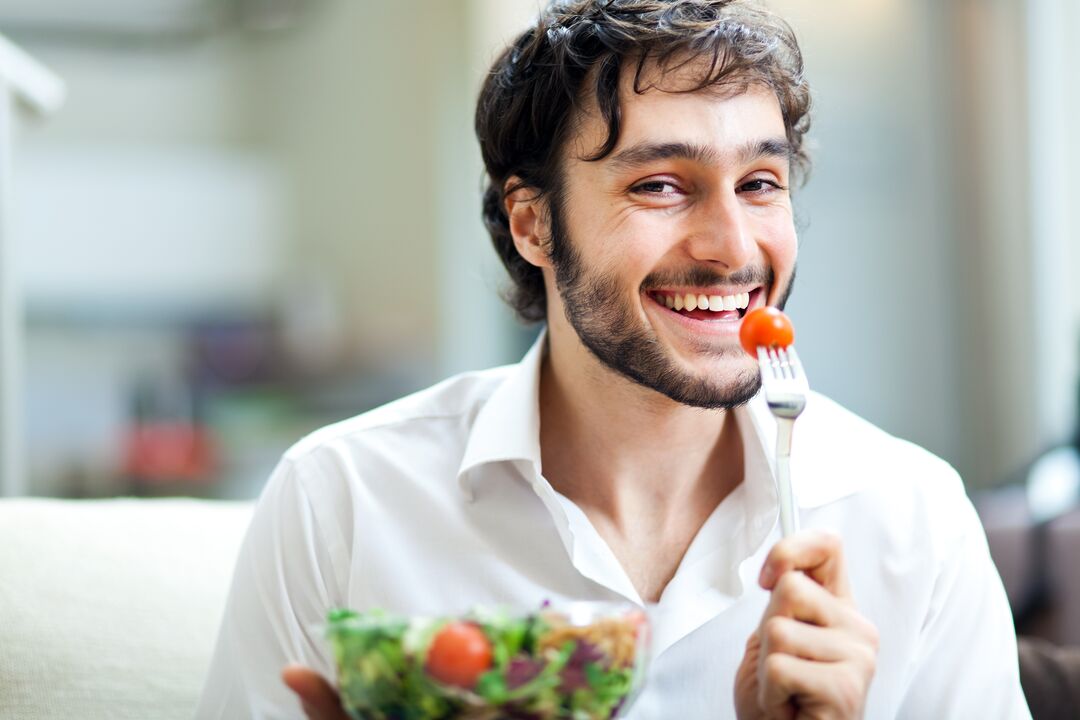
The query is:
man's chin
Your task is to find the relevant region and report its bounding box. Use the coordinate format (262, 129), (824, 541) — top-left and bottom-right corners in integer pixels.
(671, 347), (758, 379)
(645, 365), (762, 410)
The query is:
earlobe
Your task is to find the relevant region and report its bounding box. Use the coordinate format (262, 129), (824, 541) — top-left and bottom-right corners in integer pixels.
(504, 178), (553, 270)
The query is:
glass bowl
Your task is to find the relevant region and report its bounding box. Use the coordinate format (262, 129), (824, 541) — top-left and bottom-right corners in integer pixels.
(325, 601), (651, 720)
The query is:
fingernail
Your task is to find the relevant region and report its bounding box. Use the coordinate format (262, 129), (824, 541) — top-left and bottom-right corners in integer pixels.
(759, 564), (775, 587)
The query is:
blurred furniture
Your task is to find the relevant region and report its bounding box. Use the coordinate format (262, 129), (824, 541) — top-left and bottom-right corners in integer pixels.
(1019, 636), (1080, 720)
(976, 448), (1080, 645)
(0, 34), (64, 497)
(0, 498), (252, 719)
(976, 446), (1080, 717)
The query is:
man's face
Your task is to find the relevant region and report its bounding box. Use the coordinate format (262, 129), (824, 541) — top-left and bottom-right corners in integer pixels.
(545, 67), (798, 409)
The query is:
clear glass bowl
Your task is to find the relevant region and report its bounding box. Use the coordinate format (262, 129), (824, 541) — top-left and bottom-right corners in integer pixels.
(325, 601), (651, 720)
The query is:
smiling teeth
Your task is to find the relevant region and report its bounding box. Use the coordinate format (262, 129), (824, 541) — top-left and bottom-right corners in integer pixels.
(662, 291), (750, 312)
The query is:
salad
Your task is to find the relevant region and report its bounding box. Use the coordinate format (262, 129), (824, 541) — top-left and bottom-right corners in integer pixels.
(325, 602), (649, 720)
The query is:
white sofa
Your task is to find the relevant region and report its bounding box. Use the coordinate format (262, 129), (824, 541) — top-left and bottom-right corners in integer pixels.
(0, 498), (253, 720)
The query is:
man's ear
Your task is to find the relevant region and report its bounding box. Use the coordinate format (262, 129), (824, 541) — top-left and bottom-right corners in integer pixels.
(504, 178), (553, 270)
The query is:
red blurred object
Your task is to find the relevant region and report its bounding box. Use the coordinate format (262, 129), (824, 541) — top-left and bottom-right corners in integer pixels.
(122, 422), (216, 484)
(425, 622), (493, 689)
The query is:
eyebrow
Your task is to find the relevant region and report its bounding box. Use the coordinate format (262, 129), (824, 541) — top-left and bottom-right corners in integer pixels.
(605, 137), (793, 172)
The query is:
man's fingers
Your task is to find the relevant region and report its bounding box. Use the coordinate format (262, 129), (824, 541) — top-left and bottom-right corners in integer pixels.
(733, 632), (764, 720)
(762, 571), (881, 645)
(759, 529), (851, 598)
(762, 569), (837, 627)
(758, 654), (868, 719)
(281, 665), (349, 720)
(752, 533), (877, 719)
(759, 615), (873, 665)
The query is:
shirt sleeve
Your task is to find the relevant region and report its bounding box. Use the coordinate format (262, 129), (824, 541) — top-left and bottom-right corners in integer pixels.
(895, 491), (1032, 720)
(195, 457), (347, 720)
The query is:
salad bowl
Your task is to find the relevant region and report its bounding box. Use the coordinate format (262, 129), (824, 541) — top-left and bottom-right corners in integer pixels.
(325, 601), (651, 720)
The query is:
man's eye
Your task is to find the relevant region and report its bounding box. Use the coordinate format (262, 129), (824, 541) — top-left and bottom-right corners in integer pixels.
(738, 179), (786, 194)
(632, 180), (680, 195)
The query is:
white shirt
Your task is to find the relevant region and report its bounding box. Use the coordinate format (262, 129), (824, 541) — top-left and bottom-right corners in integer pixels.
(197, 333), (1031, 719)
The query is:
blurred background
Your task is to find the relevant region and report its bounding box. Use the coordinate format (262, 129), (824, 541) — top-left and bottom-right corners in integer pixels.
(0, 2), (1077, 510)
(2, 0), (1080, 692)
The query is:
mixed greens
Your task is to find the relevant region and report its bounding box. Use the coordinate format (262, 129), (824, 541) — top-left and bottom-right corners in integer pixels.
(325, 604), (647, 720)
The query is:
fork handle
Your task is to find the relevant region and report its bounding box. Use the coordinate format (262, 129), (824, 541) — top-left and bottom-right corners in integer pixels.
(775, 418), (799, 538)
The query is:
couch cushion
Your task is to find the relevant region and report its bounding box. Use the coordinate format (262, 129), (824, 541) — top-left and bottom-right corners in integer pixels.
(0, 498), (253, 720)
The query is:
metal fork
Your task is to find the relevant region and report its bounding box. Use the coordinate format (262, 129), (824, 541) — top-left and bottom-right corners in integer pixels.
(757, 345), (809, 538)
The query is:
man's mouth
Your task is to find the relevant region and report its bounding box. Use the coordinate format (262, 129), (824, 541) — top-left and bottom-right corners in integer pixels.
(646, 287), (763, 322)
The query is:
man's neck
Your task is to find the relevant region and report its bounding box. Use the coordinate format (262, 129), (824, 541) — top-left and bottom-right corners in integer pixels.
(537, 329), (744, 600)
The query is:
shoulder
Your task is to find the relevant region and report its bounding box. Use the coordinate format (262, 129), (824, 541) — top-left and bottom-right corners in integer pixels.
(797, 391), (972, 543)
(797, 394), (997, 620)
(257, 364), (515, 509)
(799, 391), (965, 496)
(284, 364), (513, 461)
(245, 364), (520, 562)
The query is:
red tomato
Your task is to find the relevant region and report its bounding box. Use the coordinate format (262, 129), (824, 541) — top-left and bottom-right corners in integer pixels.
(425, 622), (493, 688)
(739, 307), (795, 357)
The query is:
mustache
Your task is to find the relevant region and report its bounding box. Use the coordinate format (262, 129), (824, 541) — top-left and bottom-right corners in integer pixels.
(640, 265), (774, 291)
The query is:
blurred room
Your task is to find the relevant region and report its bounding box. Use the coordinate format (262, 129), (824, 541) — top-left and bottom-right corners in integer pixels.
(1, 0), (541, 501)
(1, 0), (1078, 716)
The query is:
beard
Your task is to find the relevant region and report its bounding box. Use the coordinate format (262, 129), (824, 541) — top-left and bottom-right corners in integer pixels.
(548, 197), (795, 410)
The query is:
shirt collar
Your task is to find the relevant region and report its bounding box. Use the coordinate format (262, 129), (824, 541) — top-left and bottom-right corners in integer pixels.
(456, 330), (547, 497)
(458, 328), (863, 509)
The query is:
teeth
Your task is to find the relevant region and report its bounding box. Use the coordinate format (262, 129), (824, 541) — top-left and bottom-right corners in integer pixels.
(659, 290), (754, 313)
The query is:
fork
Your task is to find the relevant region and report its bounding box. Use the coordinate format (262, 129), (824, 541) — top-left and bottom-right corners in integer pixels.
(757, 345), (809, 538)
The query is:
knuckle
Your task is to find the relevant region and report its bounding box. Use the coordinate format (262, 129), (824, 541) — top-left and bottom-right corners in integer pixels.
(762, 616), (789, 650)
(865, 648), (878, 678)
(817, 530), (843, 556)
(773, 573), (809, 612)
(762, 653), (787, 685)
(852, 641), (877, 676)
(774, 571), (801, 596)
(845, 610), (880, 650)
(767, 542), (792, 568)
(864, 620), (881, 653)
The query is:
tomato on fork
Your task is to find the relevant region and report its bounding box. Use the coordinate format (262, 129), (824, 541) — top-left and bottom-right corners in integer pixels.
(739, 306), (794, 357)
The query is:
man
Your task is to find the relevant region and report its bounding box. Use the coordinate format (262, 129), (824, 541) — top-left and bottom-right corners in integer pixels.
(197, 1), (1031, 718)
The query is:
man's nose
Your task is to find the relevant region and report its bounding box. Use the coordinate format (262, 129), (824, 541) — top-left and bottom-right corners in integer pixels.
(684, 190), (754, 269)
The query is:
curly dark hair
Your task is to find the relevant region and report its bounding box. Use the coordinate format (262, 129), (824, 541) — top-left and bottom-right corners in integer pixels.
(474, 0), (812, 324)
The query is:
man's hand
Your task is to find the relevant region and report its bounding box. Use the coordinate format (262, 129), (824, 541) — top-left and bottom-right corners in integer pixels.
(282, 665), (349, 720)
(734, 531), (879, 720)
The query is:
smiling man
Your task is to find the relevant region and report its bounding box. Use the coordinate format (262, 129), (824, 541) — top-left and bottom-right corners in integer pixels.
(197, 2), (1031, 718)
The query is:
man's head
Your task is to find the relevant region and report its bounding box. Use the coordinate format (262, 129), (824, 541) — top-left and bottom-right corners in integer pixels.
(475, 0), (810, 409)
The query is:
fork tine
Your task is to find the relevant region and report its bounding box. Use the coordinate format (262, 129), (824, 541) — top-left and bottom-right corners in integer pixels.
(787, 345), (803, 379)
(759, 346), (775, 378)
(767, 347), (781, 377)
(772, 347), (788, 379)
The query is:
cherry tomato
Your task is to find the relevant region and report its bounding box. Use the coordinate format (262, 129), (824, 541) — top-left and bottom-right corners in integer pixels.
(739, 307), (795, 357)
(425, 621), (493, 689)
